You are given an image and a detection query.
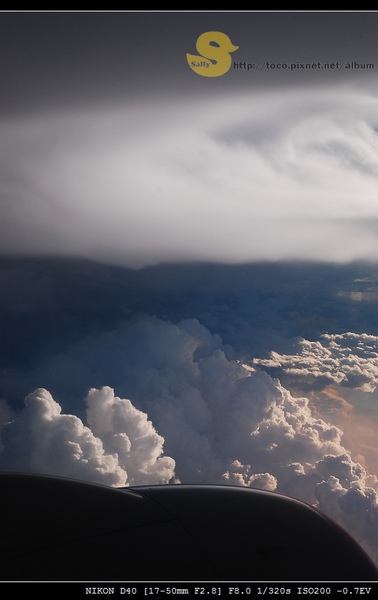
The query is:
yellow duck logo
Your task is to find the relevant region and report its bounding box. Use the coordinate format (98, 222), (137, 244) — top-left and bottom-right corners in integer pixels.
(187, 31), (239, 77)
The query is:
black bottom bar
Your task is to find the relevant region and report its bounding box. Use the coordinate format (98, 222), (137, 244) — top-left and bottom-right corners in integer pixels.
(1, 581), (378, 598)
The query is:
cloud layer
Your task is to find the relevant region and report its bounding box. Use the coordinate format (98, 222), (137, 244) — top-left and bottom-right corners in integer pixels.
(253, 332), (378, 393)
(2, 314), (378, 565)
(1, 83), (378, 266)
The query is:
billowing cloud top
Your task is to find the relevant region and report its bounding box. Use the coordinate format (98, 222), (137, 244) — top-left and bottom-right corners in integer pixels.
(0, 385), (175, 487)
(253, 332), (378, 392)
(1, 84), (378, 266)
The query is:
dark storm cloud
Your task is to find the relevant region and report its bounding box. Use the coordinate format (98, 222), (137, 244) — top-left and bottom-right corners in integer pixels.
(2, 258), (378, 392)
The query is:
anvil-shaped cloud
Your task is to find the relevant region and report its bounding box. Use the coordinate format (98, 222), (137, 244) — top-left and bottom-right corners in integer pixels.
(1, 83), (378, 267)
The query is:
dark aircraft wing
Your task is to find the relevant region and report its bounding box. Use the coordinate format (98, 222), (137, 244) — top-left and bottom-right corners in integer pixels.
(0, 472), (377, 581)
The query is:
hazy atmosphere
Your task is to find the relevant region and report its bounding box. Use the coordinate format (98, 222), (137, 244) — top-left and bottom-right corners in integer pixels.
(2, 11), (378, 571)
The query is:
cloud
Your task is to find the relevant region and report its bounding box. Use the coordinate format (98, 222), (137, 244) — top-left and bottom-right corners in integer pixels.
(0, 316), (369, 490)
(1, 83), (378, 266)
(7, 314), (341, 486)
(0, 386), (175, 487)
(222, 460), (278, 490)
(85, 386), (176, 485)
(253, 332), (378, 392)
(3, 259), (378, 565)
(315, 455), (378, 565)
(0, 399), (14, 441)
(2, 313), (378, 564)
(0, 316), (347, 490)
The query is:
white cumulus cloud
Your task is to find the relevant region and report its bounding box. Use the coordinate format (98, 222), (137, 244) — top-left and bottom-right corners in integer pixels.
(315, 454), (378, 565)
(85, 386), (176, 485)
(253, 332), (378, 392)
(0, 386), (175, 487)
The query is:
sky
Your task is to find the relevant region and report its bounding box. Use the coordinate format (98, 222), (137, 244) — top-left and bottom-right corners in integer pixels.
(2, 10), (378, 575)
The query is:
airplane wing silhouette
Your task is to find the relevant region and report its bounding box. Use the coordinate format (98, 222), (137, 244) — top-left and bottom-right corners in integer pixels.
(1, 472), (377, 581)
